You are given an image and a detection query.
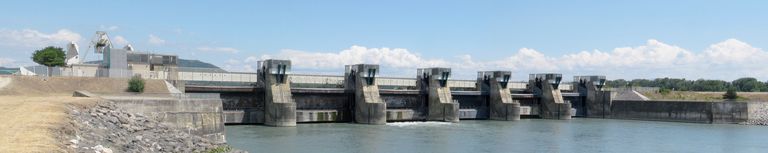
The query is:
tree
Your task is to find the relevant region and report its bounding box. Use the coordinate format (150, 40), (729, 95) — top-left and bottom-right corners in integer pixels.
(658, 88), (672, 95)
(31, 46), (66, 76)
(723, 88), (738, 100)
(732, 78), (763, 92)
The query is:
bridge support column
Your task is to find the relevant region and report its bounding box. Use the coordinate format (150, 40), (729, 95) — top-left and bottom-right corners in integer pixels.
(529, 73), (572, 120)
(418, 68), (459, 123)
(574, 76), (612, 118)
(478, 71), (520, 121)
(344, 64), (387, 125)
(258, 59), (296, 127)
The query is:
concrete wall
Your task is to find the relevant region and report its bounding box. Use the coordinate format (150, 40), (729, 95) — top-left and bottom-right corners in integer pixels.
(294, 93), (348, 110)
(612, 100), (712, 123)
(454, 95), (489, 119)
(104, 97), (226, 143)
(294, 93), (349, 122)
(611, 100), (750, 124)
(585, 91), (612, 118)
(711, 102), (749, 124)
(386, 109), (424, 121)
(517, 98), (539, 116)
(382, 94), (423, 109)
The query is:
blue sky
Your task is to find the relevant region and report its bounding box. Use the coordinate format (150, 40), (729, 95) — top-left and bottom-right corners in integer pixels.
(2, 1), (768, 80)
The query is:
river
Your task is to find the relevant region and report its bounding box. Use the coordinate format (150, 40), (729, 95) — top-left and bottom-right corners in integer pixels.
(226, 119), (768, 153)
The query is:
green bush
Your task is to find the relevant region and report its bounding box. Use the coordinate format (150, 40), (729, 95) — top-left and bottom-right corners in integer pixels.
(128, 75), (145, 93)
(658, 88), (671, 95)
(206, 146), (232, 153)
(723, 88), (738, 100)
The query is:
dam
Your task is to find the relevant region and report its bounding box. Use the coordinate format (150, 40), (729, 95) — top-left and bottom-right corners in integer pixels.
(182, 60), (596, 125)
(174, 59), (768, 126)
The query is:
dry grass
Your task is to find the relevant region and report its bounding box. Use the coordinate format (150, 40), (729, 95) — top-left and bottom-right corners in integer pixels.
(0, 76), (170, 96)
(0, 75), (171, 152)
(0, 96), (97, 153)
(641, 91), (768, 102)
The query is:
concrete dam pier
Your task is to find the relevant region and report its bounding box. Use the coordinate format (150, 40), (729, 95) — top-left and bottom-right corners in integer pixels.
(418, 68), (460, 123)
(257, 59), (296, 127)
(345, 64), (387, 124)
(478, 71), (520, 121)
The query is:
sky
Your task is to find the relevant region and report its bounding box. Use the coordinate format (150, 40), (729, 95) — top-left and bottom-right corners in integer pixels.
(1, 0), (768, 81)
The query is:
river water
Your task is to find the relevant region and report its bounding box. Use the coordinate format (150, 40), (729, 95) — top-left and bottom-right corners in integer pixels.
(226, 119), (768, 153)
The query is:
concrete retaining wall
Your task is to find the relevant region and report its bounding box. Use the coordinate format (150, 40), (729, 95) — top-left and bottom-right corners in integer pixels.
(105, 97), (226, 143)
(611, 100), (750, 124)
(712, 102), (749, 124)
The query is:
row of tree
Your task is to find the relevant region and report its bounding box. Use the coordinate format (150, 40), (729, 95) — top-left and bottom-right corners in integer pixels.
(606, 77), (768, 92)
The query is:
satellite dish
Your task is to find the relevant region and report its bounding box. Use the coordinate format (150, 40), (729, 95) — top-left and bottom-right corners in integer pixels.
(93, 31), (111, 53)
(124, 44), (134, 51)
(66, 41), (80, 65)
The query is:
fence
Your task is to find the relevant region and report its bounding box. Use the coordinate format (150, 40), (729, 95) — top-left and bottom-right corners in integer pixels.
(21, 66), (257, 82)
(22, 65), (137, 78)
(178, 71), (258, 82)
(18, 65), (576, 91)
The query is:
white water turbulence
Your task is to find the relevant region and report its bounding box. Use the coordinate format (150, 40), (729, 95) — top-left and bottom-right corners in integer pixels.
(386, 121), (454, 127)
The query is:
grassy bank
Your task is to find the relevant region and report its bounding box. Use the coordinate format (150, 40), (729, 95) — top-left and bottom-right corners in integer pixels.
(641, 91), (768, 101)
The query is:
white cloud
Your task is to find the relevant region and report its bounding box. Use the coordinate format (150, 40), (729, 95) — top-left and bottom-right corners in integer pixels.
(226, 39), (768, 80)
(556, 39), (697, 70)
(0, 29), (82, 48)
(268, 45), (450, 69)
(197, 46), (239, 54)
(492, 48), (559, 71)
(112, 35), (129, 47)
(148, 34), (166, 45)
(702, 39), (766, 65)
(99, 25), (119, 31)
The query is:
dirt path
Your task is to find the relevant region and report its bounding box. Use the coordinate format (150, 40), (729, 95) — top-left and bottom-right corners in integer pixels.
(0, 96), (97, 153)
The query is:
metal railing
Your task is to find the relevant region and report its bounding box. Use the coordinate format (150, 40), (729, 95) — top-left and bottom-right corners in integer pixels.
(178, 71), (257, 82)
(22, 65), (139, 78)
(289, 74), (344, 85)
(17, 65), (576, 91)
(171, 93), (221, 99)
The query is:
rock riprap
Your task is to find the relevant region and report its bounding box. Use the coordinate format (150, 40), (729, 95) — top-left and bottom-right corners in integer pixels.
(67, 102), (244, 153)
